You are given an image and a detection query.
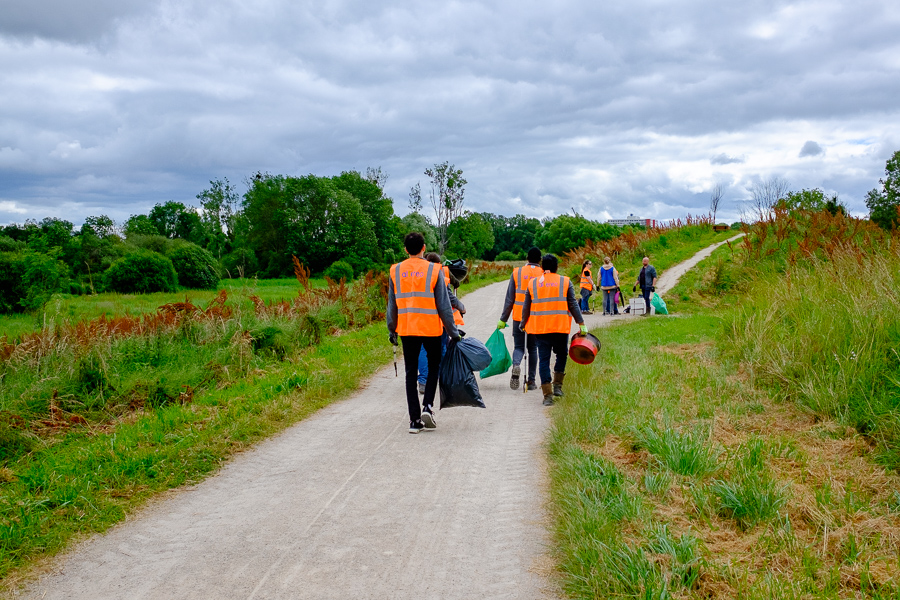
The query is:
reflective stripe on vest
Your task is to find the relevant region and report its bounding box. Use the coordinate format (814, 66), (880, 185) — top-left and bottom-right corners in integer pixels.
(512, 264), (543, 322)
(524, 273), (571, 335)
(581, 269), (593, 291)
(391, 258), (442, 336)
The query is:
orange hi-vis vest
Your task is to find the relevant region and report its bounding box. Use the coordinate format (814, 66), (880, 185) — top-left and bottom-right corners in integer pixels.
(581, 268), (593, 291)
(442, 266), (465, 325)
(524, 272), (572, 335)
(512, 263), (544, 322)
(391, 257), (442, 337)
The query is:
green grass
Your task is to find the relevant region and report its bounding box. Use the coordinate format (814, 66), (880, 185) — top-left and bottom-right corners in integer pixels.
(0, 278), (327, 340)
(0, 320), (390, 586)
(548, 312), (900, 598)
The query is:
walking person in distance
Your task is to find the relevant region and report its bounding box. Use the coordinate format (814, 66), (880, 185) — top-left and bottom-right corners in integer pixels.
(579, 260), (594, 314)
(387, 233), (460, 433)
(497, 247), (543, 390)
(520, 254), (586, 406)
(598, 256), (620, 315)
(633, 256), (657, 315)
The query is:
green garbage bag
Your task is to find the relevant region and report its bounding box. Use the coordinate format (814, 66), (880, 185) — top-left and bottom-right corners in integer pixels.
(650, 292), (668, 315)
(479, 328), (512, 378)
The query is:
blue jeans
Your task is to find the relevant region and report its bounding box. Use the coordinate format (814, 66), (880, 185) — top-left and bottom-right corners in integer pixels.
(642, 287), (652, 313)
(603, 289), (616, 314)
(417, 333), (448, 384)
(534, 333), (569, 385)
(579, 288), (591, 312)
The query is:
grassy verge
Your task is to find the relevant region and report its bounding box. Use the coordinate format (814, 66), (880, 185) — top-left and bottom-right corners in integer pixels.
(0, 278), (329, 340)
(551, 315), (900, 598)
(0, 321), (389, 589)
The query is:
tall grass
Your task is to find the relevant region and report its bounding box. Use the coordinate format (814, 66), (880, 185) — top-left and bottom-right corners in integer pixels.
(723, 240), (900, 467)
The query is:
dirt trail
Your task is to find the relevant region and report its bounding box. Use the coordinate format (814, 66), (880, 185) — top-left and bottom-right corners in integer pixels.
(17, 239), (738, 600)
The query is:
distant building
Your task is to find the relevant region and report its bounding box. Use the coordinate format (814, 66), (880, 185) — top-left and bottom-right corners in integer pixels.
(607, 214), (657, 228)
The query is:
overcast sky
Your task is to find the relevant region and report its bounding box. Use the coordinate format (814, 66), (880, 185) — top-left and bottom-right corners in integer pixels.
(1, 0), (898, 227)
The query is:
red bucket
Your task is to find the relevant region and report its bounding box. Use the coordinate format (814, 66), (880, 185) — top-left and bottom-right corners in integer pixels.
(569, 332), (601, 365)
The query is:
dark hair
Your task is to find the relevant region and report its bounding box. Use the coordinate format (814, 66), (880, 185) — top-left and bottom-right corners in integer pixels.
(527, 247), (542, 264)
(541, 254), (558, 273)
(582, 259), (592, 271)
(424, 252), (441, 264)
(404, 232), (425, 255)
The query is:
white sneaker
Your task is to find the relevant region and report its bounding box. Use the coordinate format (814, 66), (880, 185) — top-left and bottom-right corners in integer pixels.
(421, 408), (436, 429)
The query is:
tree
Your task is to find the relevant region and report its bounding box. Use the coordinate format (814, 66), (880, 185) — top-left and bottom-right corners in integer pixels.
(777, 188), (845, 216)
(400, 212), (438, 256)
(123, 214), (159, 236)
(242, 174), (379, 276)
(866, 150), (900, 230)
(332, 170), (403, 262)
(710, 183), (725, 223)
(534, 215), (619, 255)
(748, 176), (789, 219)
(479, 213), (542, 260)
(409, 162), (467, 254)
(197, 178), (239, 259)
(81, 215), (118, 238)
(446, 212), (494, 260)
(149, 201), (187, 238)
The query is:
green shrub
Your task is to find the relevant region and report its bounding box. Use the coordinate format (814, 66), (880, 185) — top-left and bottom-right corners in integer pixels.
(168, 243), (220, 289)
(103, 250), (178, 294)
(0, 252), (27, 313)
(221, 248), (259, 278)
(495, 250), (519, 261)
(0, 236), (25, 253)
(324, 260), (354, 282)
(21, 252), (68, 311)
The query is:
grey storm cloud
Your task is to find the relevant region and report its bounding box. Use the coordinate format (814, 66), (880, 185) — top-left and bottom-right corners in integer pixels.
(799, 140), (824, 157)
(711, 154), (745, 165)
(1, 0), (900, 226)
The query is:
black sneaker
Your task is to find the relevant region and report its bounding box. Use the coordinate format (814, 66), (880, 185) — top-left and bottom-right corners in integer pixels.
(409, 420), (425, 434)
(421, 408), (436, 429)
(526, 380), (537, 391)
(509, 365), (521, 390)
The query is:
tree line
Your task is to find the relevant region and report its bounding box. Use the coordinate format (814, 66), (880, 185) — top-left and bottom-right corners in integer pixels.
(0, 163), (647, 314)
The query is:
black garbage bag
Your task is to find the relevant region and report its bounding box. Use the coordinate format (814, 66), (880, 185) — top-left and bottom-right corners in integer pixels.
(439, 339), (486, 409)
(457, 336), (492, 372)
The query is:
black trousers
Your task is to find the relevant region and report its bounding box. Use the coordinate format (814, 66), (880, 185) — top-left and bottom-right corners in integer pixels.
(534, 332), (569, 385)
(401, 335), (442, 422)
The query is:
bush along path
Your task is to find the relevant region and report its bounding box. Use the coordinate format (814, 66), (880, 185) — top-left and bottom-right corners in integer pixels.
(549, 228), (900, 598)
(9, 233), (740, 600)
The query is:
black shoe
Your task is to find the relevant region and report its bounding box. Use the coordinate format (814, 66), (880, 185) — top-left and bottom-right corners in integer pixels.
(509, 365), (521, 390)
(526, 380), (537, 391)
(409, 420), (425, 434)
(421, 408), (436, 429)
(542, 396), (554, 406)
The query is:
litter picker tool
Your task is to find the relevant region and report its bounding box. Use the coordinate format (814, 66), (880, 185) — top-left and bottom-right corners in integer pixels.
(523, 331), (528, 394)
(393, 345), (398, 377)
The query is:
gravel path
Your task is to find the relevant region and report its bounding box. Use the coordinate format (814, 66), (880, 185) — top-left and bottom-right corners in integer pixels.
(17, 239), (739, 599)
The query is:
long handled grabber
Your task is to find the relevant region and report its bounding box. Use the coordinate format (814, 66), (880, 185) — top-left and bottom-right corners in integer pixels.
(393, 344), (398, 377)
(523, 331), (528, 394)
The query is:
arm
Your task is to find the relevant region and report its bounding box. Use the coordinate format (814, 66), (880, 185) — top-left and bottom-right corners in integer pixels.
(650, 266), (658, 288)
(567, 281), (584, 325)
(499, 273), (517, 322)
(613, 268), (620, 287)
(448, 285), (464, 312)
(434, 277), (460, 339)
(520, 287), (532, 330)
(386, 281), (398, 334)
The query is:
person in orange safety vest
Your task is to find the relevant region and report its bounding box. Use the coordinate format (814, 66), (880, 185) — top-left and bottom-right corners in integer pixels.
(414, 253), (466, 395)
(387, 233), (460, 433)
(496, 247), (543, 391)
(520, 254), (586, 406)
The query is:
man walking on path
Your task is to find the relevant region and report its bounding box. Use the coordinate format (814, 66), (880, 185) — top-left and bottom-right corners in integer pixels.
(633, 256), (658, 315)
(520, 254), (586, 406)
(387, 233), (460, 433)
(416, 252), (465, 395)
(497, 247), (543, 391)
